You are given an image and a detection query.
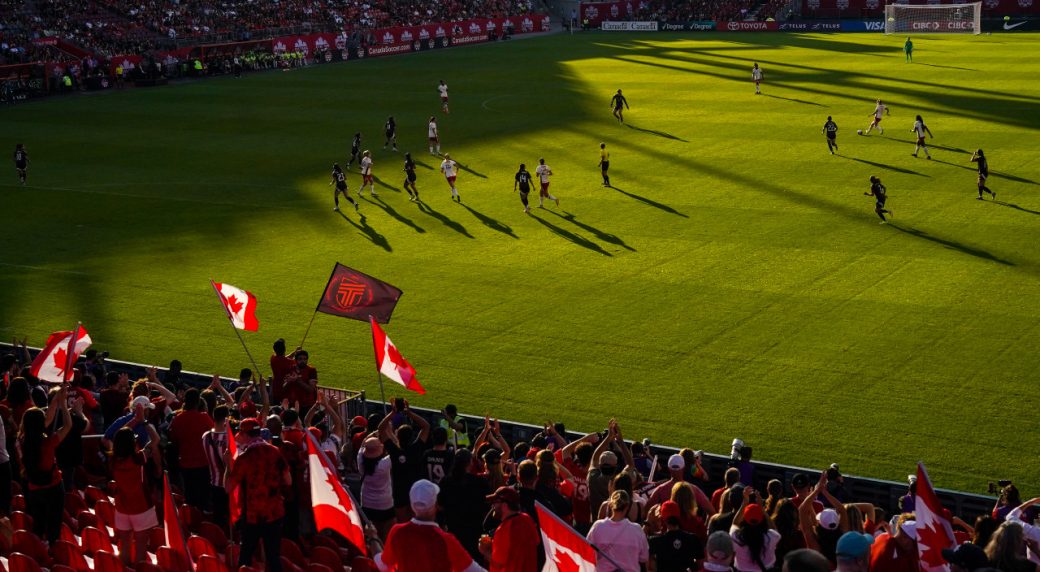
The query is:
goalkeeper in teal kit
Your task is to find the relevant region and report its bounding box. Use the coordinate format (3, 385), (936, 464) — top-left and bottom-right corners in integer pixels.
(904, 37), (913, 62)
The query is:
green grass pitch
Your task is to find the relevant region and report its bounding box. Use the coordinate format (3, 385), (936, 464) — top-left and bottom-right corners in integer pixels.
(2, 31), (1039, 493)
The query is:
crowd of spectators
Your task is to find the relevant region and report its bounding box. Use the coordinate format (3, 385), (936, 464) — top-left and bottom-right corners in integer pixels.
(2, 338), (1038, 572)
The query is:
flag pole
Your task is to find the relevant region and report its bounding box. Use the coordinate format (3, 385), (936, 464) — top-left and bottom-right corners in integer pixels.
(369, 316), (389, 416)
(299, 309), (318, 349)
(301, 263), (342, 348)
(210, 280), (263, 379)
(63, 321), (81, 383)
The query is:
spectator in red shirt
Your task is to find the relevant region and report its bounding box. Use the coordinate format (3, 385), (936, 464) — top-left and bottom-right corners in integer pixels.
(559, 432), (597, 534)
(168, 388), (214, 510)
(479, 486), (540, 572)
(648, 454), (714, 518)
(712, 467), (741, 512)
(282, 350), (318, 412)
(869, 516), (918, 572)
(269, 338), (293, 403)
(227, 418), (290, 572)
(19, 390), (73, 542)
(111, 425), (159, 566)
(372, 479), (483, 572)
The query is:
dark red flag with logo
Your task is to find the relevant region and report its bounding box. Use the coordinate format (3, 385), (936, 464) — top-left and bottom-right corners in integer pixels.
(316, 263), (403, 324)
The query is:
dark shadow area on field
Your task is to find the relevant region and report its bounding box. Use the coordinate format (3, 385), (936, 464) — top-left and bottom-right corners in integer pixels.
(412, 158), (436, 170)
(889, 224), (1014, 266)
(846, 156), (929, 177)
(610, 186), (688, 218)
(762, 93), (827, 107)
(416, 201), (474, 238)
(546, 210), (635, 252)
(528, 211), (612, 256)
(371, 176), (399, 192)
(625, 123), (689, 142)
(366, 196), (426, 234)
(460, 204), (517, 238)
(339, 211), (392, 251)
(917, 62), (976, 72)
(931, 159), (1039, 186)
(925, 143), (971, 155)
(994, 201), (1040, 216)
(454, 161), (488, 179)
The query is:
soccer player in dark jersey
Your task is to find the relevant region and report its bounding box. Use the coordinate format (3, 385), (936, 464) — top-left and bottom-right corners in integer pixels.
(403, 153), (419, 202)
(329, 163), (358, 212)
(514, 163), (534, 213)
(865, 176), (892, 224)
(610, 89), (629, 124)
(599, 143), (611, 187)
(383, 116), (397, 151)
(821, 116), (838, 155)
(971, 148), (995, 200)
(14, 144), (28, 185)
(347, 132), (362, 169)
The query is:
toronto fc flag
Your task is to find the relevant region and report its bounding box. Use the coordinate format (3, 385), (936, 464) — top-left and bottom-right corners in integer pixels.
(317, 263), (402, 324)
(30, 326), (92, 383)
(914, 462), (956, 572)
(212, 281), (259, 331)
(306, 431), (367, 555)
(536, 501), (597, 572)
(370, 317), (425, 394)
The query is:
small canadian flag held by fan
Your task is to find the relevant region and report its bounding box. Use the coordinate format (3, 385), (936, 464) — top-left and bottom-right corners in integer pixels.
(211, 281), (259, 331)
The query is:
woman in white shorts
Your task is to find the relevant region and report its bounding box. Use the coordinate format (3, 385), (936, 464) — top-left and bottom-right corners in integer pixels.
(111, 425), (160, 566)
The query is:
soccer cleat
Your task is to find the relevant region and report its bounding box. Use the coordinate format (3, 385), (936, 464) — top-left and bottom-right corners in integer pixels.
(879, 220), (887, 224)
(354, 202), (359, 212)
(912, 154), (917, 158)
(926, 156), (931, 160)
(371, 192), (378, 197)
(888, 210), (893, 218)
(555, 197), (560, 207)
(991, 191), (996, 200)
(879, 128), (884, 134)
(333, 207), (339, 211)
(977, 196), (984, 200)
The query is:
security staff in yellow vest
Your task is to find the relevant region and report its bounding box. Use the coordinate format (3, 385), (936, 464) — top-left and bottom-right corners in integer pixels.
(438, 404), (469, 448)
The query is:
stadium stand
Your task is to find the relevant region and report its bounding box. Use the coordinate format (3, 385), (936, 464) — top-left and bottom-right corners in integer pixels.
(0, 341), (1019, 571)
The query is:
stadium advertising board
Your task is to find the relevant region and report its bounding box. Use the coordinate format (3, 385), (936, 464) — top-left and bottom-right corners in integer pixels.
(581, 1), (640, 26)
(658, 21), (717, 30)
(778, 20), (841, 31)
(840, 20), (885, 31)
(717, 21), (780, 31)
(906, 20), (977, 31)
(982, 17), (1035, 31)
(601, 21), (660, 30)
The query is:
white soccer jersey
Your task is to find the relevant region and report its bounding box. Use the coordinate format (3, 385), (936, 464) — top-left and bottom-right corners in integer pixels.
(440, 159), (457, 177)
(913, 120), (927, 138)
(535, 164), (552, 183)
(438, 84), (448, 98)
(874, 104), (887, 118)
(361, 157), (373, 175)
(752, 67), (763, 81)
(428, 121), (438, 138)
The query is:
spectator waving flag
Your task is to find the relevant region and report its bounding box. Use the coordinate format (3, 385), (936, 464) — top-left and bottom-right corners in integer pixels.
(914, 462), (956, 572)
(370, 317), (425, 395)
(305, 431), (367, 555)
(29, 325), (91, 383)
(163, 471), (195, 571)
(536, 501), (597, 572)
(212, 281), (259, 331)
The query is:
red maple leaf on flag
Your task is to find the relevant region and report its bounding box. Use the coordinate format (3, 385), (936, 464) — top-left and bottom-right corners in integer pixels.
(553, 549), (580, 572)
(52, 347), (67, 371)
(226, 294), (243, 315)
(917, 521), (951, 568)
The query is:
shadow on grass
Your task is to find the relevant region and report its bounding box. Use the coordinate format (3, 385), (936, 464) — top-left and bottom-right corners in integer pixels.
(416, 201), (474, 238)
(625, 123), (689, 142)
(371, 176), (399, 192)
(994, 200), (1040, 216)
(610, 185), (688, 218)
(890, 224), (1013, 266)
(546, 210), (635, 252)
(762, 93), (828, 107)
(846, 156), (929, 177)
(926, 143), (972, 155)
(455, 161), (488, 179)
(929, 159), (1036, 185)
(338, 211), (391, 251)
(366, 196), (425, 234)
(412, 158), (437, 170)
(459, 203), (517, 238)
(529, 211), (612, 256)
(917, 62), (977, 72)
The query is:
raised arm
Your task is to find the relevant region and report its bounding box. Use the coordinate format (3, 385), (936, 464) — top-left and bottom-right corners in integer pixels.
(613, 421), (635, 471)
(54, 389), (74, 441)
(591, 422), (616, 469)
(799, 477), (825, 551)
(818, 483), (849, 531)
(492, 418), (511, 459)
(561, 432), (598, 462)
(324, 394), (346, 442)
(403, 401), (430, 442)
(210, 375), (235, 405)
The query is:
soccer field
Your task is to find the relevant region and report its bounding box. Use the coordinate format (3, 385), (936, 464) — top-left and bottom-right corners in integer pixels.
(2, 31), (1039, 493)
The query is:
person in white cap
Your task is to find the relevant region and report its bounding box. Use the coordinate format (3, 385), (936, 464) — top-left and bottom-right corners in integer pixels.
(648, 453), (716, 517)
(797, 471), (848, 563)
(371, 479), (486, 572)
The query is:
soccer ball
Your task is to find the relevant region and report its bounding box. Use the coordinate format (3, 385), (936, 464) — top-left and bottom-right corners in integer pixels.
(888, 16), (895, 21)
(857, 129), (863, 135)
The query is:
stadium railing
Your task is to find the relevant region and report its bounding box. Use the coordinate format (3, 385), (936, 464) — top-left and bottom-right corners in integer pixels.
(1, 343), (995, 521)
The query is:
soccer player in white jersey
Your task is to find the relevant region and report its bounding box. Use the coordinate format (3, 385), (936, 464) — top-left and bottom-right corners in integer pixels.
(438, 80), (449, 114)
(910, 115), (933, 159)
(535, 158), (559, 208)
(360, 150), (376, 196)
(865, 99), (890, 135)
(440, 153), (460, 202)
(428, 116), (440, 155)
(752, 63), (763, 95)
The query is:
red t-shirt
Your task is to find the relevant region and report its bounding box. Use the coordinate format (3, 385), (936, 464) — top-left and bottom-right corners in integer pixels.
(112, 452), (152, 515)
(490, 512), (540, 572)
(227, 442), (288, 524)
(25, 434), (62, 490)
(869, 533), (919, 572)
(562, 457), (591, 526)
(282, 365), (318, 411)
(169, 410), (214, 469)
(379, 520), (475, 572)
(270, 354), (294, 402)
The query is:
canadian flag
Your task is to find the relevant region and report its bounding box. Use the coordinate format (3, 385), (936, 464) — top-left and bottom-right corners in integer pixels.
(29, 326), (92, 383)
(163, 472), (195, 571)
(914, 462), (956, 572)
(212, 281), (259, 331)
(227, 428), (240, 524)
(306, 431), (367, 555)
(370, 317), (425, 394)
(536, 501), (597, 572)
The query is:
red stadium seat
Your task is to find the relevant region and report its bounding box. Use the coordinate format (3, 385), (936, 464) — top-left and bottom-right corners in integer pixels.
(77, 510), (103, 532)
(84, 487), (109, 508)
(51, 565), (77, 572)
(94, 499), (116, 530)
(61, 522), (80, 546)
(156, 547), (190, 572)
(306, 564), (332, 572)
(197, 555), (229, 572)
(308, 535), (353, 562)
(196, 522), (229, 552)
(95, 551), (125, 572)
(280, 557), (304, 572)
(136, 562), (164, 572)
(9, 512), (32, 532)
(11, 495), (25, 512)
(65, 493), (89, 517)
(178, 506), (203, 534)
(349, 557), (377, 572)
(53, 540), (93, 572)
(187, 535), (218, 561)
(279, 539), (306, 566)
(8, 553), (42, 572)
(11, 531), (51, 567)
(237, 567), (261, 572)
(149, 528), (167, 553)
(307, 547), (342, 572)
(82, 526), (116, 558)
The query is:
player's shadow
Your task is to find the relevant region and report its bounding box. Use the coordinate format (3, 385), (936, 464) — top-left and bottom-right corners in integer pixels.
(993, 200), (1040, 216)
(371, 176), (399, 192)
(625, 123), (689, 142)
(846, 157), (929, 177)
(366, 196), (426, 234)
(889, 224), (1014, 266)
(338, 211), (392, 252)
(610, 186), (688, 218)
(454, 161), (488, 179)
(917, 62), (976, 72)
(929, 159), (1038, 185)
(546, 210), (635, 252)
(528, 212), (612, 256)
(412, 159), (436, 170)
(460, 204), (517, 238)
(761, 93), (827, 107)
(926, 143), (972, 155)
(416, 201), (474, 238)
